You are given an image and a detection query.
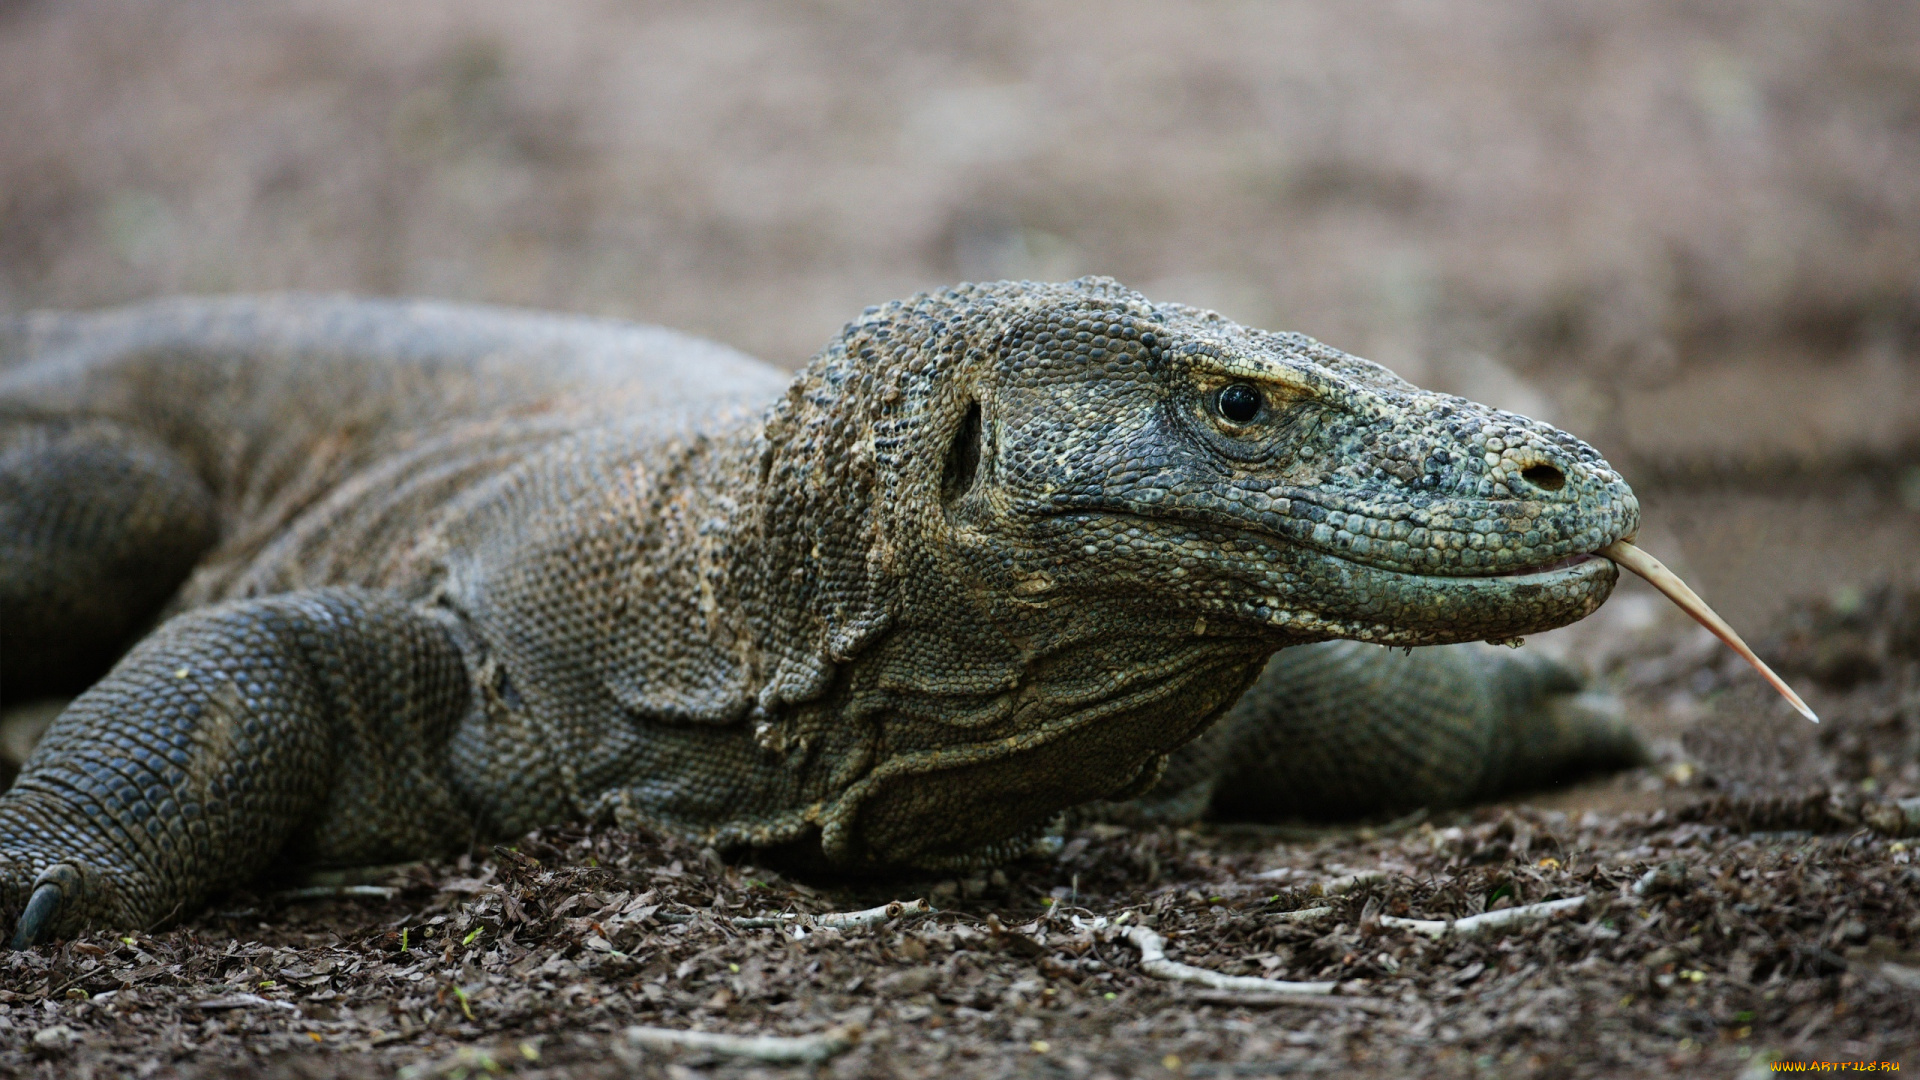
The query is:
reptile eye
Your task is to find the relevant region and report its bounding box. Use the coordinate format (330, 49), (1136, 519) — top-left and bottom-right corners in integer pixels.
(1216, 383), (1262, 424)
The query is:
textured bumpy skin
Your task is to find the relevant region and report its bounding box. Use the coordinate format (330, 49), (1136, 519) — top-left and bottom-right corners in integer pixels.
(1145, 641), (1636, 824)
(0, 280), (1642, 936)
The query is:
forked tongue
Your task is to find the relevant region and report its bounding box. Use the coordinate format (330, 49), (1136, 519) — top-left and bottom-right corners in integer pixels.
(1600, 540), (1818, 723)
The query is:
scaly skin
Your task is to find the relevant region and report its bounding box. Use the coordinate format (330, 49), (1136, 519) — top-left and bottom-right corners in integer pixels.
(0, 279), (1640, 938)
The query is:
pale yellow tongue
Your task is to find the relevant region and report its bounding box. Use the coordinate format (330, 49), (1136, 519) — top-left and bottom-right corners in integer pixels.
(1599, 540), (1818, 723)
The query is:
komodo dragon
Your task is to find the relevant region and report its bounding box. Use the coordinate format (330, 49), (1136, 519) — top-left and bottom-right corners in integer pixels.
(0, 278), (1647, 945)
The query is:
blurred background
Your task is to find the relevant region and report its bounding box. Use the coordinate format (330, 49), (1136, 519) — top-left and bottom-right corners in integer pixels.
(2, 0), (1917, 639)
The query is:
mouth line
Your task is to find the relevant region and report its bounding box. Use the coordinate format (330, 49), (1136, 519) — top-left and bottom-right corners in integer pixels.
(1043, 502), (1613, 582)
(1488, 552), (1598, 577)
(1316, 547), (1607, 588)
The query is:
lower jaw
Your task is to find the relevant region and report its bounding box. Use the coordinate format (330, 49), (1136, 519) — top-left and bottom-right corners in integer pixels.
(1244, 549), (1619, 647)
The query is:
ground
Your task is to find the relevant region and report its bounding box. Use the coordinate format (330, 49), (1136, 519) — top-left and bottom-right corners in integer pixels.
(3, 548), (1918, 1079)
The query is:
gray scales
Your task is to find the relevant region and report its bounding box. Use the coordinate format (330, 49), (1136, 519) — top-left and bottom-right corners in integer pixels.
(0, 279), (1644, 944)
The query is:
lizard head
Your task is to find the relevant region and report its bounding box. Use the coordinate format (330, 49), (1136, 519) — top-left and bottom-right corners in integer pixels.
(755, 277), (1637, 869)
(935, 280), (1636, 647)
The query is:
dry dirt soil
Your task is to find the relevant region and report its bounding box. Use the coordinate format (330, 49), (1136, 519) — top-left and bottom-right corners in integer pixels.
(4, 587), (1920, 1080)
(2, 0), (1919, 1077)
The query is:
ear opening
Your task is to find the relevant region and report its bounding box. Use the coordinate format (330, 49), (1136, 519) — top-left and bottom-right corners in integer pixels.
(941, 401), (983, 504)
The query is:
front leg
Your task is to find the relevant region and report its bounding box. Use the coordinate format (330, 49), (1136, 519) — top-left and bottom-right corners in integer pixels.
(0, 589), (475, 944)
(1137, 641), (1647, 823)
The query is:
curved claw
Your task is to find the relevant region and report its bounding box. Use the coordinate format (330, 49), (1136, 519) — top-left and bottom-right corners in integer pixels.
(7, 863), (81, 950)
(9, 881), (63, 950)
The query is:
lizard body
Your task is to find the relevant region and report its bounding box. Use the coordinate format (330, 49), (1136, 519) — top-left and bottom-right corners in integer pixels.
(0, 280), (1640, 939)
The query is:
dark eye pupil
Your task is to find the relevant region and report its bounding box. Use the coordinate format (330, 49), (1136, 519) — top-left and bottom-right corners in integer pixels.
(1218, 383), (1261, 423)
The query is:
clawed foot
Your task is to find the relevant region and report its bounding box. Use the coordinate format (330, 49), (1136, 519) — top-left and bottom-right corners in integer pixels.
(8, 866), (73, 949)
(2, 861), (110, 950)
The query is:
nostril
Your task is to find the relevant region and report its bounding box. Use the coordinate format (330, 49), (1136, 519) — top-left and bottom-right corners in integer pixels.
(1521, 464), (1566, 492)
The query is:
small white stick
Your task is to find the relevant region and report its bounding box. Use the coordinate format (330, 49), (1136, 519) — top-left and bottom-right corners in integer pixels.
(274, 884), (398, 902)
(728, 898), (932, 930)
(1312, 872), (1386, 897)
(1271, 906), (1336, 924)
(1601, 540), (1818, 723)
(191, 993), (300, 1012)
(624, 1024), (859, 1064)
(1188, 989), (1397, 1013)
(1376, 895), (1588, 939)
(1126, 927), (1340, 995)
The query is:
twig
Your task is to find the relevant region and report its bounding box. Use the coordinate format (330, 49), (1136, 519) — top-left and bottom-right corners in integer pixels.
(656, 898), (932, 930)
(1187, 989), (1396, 1013)
(40, 971), (97, 1002)
(273, 885), (398, 902)
(1878, 962), (1920, 991)
(1126, 927), (1340, 995)
(734, 897), (932, 929)
(1631, 863), (1688, 897)
(192, 993), (300, 1012)
(623, 1024), (859, 1064)
(1376, 895), (1588, 939)
(1270, 905), (1335, 924)
(1312, 871), (1387, 897)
